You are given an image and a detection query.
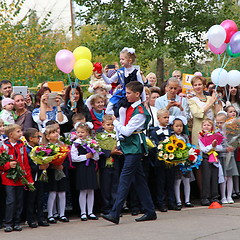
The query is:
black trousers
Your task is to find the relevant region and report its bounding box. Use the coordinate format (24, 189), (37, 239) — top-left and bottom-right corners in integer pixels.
(5, 186), (24, 227)
(0, 182), (6, 224)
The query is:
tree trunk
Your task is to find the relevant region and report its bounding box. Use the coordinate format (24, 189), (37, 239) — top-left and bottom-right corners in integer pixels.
(156, 57), (164, 87)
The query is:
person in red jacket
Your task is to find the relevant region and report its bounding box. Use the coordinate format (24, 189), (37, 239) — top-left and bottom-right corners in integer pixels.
(0, 124), (33, 233)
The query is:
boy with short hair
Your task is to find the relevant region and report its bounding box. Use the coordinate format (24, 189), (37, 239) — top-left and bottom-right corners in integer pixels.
(0, 124), (33, 232)
(24, 128), (50, 228)
(102, 81), (156, 224)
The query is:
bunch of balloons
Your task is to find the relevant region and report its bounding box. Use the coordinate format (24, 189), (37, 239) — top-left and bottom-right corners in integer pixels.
(207, 20), (240, 57)
(55, 46), (93, 80)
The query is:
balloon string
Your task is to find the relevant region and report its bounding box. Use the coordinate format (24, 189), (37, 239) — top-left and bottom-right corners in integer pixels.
(222, 56), (231, 69)
(218, 54), (220, 62)
(220, 52), (226, 68)
(225, 86), (230, 102)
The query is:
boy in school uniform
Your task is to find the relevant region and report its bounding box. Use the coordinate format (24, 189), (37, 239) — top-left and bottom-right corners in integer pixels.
(149, 109), (181, 212)
(24, 128), (50, 228)
(0, 124), (33, 232)
(102, 81), (157, 224)
(98, 114), (123, 215)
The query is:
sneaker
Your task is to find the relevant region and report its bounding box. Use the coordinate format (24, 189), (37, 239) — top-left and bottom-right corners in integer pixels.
(227, 197), (234, 204)
(221, 198), (228, 204)
(4, 226), (13, 232)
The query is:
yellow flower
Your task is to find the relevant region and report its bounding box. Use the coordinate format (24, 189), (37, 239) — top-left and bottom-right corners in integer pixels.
(169, 153), (175, 160)
(169, 135), (177, 144)
(165, 143), (176, 153)
(175, 140), (186, 150)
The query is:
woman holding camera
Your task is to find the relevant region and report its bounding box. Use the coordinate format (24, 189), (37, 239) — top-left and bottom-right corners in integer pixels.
(32, 87), (68, 132)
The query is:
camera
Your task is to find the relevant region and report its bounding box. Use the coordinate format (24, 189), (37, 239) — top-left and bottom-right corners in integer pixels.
(107, 65), (115, 69)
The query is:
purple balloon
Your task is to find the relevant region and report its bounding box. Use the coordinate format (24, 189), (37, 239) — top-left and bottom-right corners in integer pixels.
(55, 49), (76, 74)
(208, 42), (226, 55)
(229, 31), (240, 54)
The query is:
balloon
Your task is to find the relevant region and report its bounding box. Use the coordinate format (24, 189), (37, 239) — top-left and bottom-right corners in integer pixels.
(220, 20), (238, 43)
(55, 50), (76, 74)
(230, 31), (240, 54)
(73, 46), (92, 61)
(228, 70), (240, 87)
(207, 25), (226, 48)
(211, 68), (228, 87)
(74, 59), (93, 80)
(208, 42), (226, 55)
(226, 44), (240, 58)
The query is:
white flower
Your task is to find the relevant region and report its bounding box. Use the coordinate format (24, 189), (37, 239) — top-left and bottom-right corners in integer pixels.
(158, 144), (163, 150)
(163, 153), (169, 159)
(188, 148), (196, 155)
(163, 137), (169, 143)
(169, 153), (174, 160)
(159, 151), (163, 157)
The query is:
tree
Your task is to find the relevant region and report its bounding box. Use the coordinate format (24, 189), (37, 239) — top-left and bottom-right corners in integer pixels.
(75, 0), (231, 85)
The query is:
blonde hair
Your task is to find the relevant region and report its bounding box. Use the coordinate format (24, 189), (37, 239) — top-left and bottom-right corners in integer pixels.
(89, 94), (104, 106)
(191, 76), (207, 86)
(144, 87), (151, 96)
(146, 72), (156, 79)
(120, 49), (137, 64)
(157, 109), (169, 117)
(172, 70), (181, 77)
(75, 123), (92, 136)
(4, 124), (21, 137)
(102, 114), (113, 123)
(201, 118), (214, 130)
(41, 125), (61, 145)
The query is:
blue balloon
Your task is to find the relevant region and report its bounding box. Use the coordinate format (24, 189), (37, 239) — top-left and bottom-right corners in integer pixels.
(229, 31), (240, 54)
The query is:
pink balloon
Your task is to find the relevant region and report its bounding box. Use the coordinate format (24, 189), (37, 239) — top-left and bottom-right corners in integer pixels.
(208, 42), (226, 55)
(220, 20), (238, 43)
(55, 50), (76, 74)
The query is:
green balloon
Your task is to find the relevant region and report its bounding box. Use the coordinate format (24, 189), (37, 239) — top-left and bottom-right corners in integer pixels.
(226, 44), (240, 58)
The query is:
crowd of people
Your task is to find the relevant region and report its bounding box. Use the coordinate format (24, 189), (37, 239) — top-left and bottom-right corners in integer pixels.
(0, 47), (240, 231)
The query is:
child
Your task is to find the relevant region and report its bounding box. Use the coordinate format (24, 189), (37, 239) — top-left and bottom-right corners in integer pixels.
(0, 124), (33, 232)
(216, 112), (238, 204)
(198, 118), (222, 206)
(89, 94), (105, 130)
(0, 98), (15, 125)
(101, 47), (146, 116)
(102, 81), (156, 224)
(70, 123), (99, 221)
(42, 125), (69, 223)
(98, 114), (122, 214)
(170, 116), (194, 208)
(150, 109), (180, 212)
(24, 128), (50, 227)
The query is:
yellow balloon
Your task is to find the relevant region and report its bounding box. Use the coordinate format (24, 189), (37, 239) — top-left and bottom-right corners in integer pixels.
(74, 59), (93, 80)
(73, 46), (92, 61)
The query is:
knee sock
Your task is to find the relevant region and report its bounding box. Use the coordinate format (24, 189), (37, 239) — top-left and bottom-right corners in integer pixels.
(182, 177), (191, 203)
(220, 177), (227, 199)
(79, 190), (87, 215)
(87, 189), (94, 214)
(174, 179), (182, 204)
(57, 192), (66, 217)
(48, 191), (57, 218)
(227, 177), (233, 199)
(233, 176), (239, 193)
(52, 195), (58, 216)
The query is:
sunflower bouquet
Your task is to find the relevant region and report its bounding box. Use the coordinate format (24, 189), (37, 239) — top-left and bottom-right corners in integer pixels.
(157, 135), (189, 166)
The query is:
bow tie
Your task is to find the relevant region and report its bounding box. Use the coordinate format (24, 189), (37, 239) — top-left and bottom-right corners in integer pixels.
(160, 127), (168, 130)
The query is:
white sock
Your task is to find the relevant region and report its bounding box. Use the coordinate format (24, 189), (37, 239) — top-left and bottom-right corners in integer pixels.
(220, 177), (227, 199)
(58, 192), (66, 217)
(227, 177), (233, 199)
(174, 179), (182, 204)
(87, 189), (94, 214)
(48, 191), (57, 218)
(79, 190), (87, 215)
(182, 177), (191, 203)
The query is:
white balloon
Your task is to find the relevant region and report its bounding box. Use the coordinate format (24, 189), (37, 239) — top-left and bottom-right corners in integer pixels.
(228, 70), (240, 87)
(211, 68), (228, 87)
(207, 25), (226, 48)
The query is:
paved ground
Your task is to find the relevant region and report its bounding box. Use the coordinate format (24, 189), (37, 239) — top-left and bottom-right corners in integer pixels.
(2, 202), (240, 240)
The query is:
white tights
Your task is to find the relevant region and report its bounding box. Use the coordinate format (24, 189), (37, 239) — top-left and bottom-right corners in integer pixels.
(47, 191), (66, 218)
(220, 177), (233, 199)
(174, 177), (191, 204)
(79, 189), (94, 215)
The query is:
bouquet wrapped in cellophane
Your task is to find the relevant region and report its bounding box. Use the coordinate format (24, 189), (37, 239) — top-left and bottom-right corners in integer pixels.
(0, 146), (35, 191)
(223, 118), (240, 148)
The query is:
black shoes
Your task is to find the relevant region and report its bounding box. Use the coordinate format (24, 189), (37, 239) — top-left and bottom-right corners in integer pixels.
(131, 210), (140, 216)
(135, 213), (157, 222)
(102, 214), (119, 224)
(38, 221), (50, 226)
(87, 213), (98, 220)
(4, 226), (13, 232)
(81, 214), (88, 221)
(185, 202), (194, 208)
(201, 199), (211, 206)
(28, 222), (38, 228)
(48, 216), (57, 224)
(59, 216), (69, 222)
(159, 206), (168, 212)
(13, 225), (22, 231)
(168, 204), (181, 211)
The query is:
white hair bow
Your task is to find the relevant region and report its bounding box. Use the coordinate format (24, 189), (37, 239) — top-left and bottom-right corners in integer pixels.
(122, 47), (135, 54)
(74, 122), (94, 130)
(169, 115), (187, 125)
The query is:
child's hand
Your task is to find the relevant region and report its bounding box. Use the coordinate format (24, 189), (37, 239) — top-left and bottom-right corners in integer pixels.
(111, 147), (123, 155)
(226, 146), (235, 152)
(10, 161), (17, 168)
(86, 153), (94, 159)
(212, 139), (217, 148)
(39, 163), (49, 170)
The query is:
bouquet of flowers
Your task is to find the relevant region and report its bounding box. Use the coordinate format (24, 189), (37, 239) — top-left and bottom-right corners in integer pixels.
(157, 135), (189, 166)
(95, 132), (117, 151)
(223, 118), (240, 148)
(51, 145), (70, 166)
(0, 146), (35, 191)
(30, 144), (60, 181)
(179, 144), (202, 174)
(199, 131), (224, 163)
(146, 137), (156, 149)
